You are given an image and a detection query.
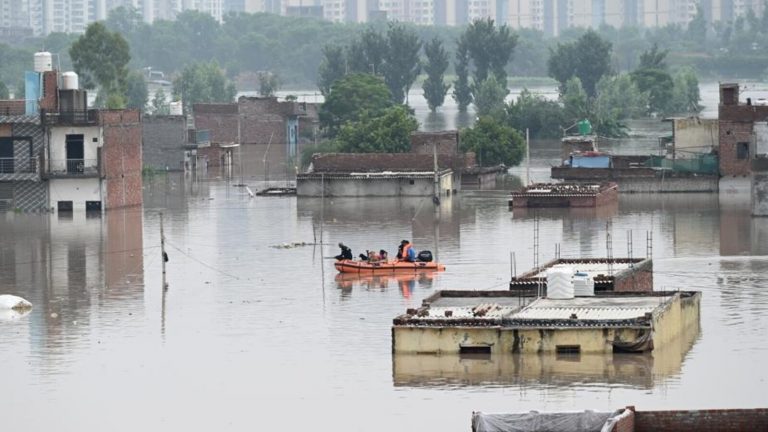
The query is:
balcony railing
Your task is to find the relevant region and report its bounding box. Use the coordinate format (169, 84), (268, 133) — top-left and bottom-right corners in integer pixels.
(41, 109), (99, 126)
(0, 157), (38, 174)
(48, 159), (99, 176)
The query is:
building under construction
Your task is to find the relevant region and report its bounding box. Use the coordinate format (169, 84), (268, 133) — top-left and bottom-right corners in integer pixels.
(509, 258), (653, 294)
(509, 182), (618, 208)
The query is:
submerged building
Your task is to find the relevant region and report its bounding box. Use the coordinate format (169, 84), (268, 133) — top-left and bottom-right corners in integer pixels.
(509, 182), (618, 208)
(509, 258), (653, 294)
(1, 56), (142, 213)
(392, 290), (701, 355)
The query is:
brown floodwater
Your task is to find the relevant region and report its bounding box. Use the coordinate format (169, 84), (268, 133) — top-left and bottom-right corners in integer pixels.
(2, 167), (767, 431)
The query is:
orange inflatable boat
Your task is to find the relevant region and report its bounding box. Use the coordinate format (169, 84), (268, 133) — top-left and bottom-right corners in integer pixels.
(334, 259), (446, 274)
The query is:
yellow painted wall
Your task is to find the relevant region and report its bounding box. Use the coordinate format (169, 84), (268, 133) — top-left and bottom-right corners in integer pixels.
(393, 293), (702, 355)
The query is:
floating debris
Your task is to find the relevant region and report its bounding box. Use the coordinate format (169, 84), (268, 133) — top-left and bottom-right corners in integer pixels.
(0, 294), (32, 311)
(270, 242), (318, 249)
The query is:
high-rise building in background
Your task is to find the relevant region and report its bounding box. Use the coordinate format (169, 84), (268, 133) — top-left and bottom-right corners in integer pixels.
(8, 0), (768, 37)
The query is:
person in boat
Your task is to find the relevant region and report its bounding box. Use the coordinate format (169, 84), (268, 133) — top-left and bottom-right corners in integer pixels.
(379, 249), (388, 262)
(335, 243), (353, 261)
(399, 240), (416, 262)
(366, 250), (381, 263)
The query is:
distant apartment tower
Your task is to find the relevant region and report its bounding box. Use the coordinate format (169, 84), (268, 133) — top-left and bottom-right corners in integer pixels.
(323, 0), (375, 23)
(0, 0), (31, 28)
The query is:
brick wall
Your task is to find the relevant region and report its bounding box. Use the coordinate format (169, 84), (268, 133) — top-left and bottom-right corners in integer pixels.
(194, 103), (239, 145)
(410, 131), (459, 155)
(310, 153), (472, 173)
(39, 71), (58, 111)
(100, 110), (142, 209)
(719, 120), (754, 177)
(634, 408), (768, 431)
(142, 115), (186, 171)
(611, 407), (635, 432)
(614, 260), (653, 292)
(0, 100), (25, 116)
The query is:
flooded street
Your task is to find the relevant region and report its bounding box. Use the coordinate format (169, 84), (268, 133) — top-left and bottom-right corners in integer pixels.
(3, 85), (768, 431)
(2, 171), (768, 431)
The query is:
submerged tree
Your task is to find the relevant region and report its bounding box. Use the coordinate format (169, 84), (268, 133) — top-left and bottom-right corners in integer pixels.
(463, 18), (517, 85)
(382, 23), (421, 103)
(473, 75), (508, 118)
(258, 71), (280, 97)
(319, 73), (393, 137)
(460, 116), (525, 167)
(547, 29), (612, 97)
(631, 44), (674, 115)
(334, 105), (418, 153)
(453, 35), (473, 112)
(422, 37), (450, 112)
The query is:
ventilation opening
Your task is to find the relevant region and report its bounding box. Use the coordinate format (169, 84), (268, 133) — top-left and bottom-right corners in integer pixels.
(556, 345), (581, 355)
(85, 201), (101, 212)
(459, 345), (491, 355)
(409, 179), (415, 185)
(57, 201), (73, 212)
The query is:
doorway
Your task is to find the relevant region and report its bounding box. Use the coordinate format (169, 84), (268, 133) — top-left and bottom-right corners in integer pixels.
(65, 134), (84, 173)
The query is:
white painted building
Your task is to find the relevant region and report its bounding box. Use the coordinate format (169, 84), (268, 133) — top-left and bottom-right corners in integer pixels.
(47, 124), (105, 211)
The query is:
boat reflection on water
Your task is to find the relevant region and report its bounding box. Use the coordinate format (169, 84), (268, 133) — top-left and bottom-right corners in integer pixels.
(393, 313), (700, 390)
(335, 271), (437, 298)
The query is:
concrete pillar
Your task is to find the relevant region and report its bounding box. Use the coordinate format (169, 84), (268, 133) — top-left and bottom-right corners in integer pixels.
(752, 159), (768, 216)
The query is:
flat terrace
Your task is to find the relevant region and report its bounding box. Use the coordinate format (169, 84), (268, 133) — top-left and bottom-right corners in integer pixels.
(392, 290), (701, 354)
(509, 258), (653, 294)
(509, 182), (618, 208)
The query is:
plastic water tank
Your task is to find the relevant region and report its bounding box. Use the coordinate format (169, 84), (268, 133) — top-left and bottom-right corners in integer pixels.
(61, 72), (78, 90)
(573, 272), (595, 297)
(169, 101), (183, 116)
(34, 52), (53, 72)
(546, 267), (574, 299)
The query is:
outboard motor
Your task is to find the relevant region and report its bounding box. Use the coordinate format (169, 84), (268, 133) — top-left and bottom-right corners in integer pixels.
(417, 250), (433, 262)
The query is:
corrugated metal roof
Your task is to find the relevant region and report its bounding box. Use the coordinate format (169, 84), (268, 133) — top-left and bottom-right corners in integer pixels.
(421, 305), (519, 320)
(531, 262), (633, 278)
(511, 297), (666, 321)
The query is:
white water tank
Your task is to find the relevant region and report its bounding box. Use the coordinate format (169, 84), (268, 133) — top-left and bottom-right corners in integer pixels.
(169, 101), (183, 116)
(61, 72), (78, 90)
(546, 267), (575, 299)
(34, 52), (53, 72)
(573, 272), (595, 297)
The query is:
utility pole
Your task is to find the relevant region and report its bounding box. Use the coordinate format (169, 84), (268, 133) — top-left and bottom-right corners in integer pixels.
(526, 128), (531, 185)
(160, 212), (167, 290)
(433, 141), (439, 198)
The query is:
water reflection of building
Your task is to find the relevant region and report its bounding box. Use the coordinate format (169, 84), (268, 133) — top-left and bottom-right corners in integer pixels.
(0, 209), (144, 360)
(393, 313), (700, 389)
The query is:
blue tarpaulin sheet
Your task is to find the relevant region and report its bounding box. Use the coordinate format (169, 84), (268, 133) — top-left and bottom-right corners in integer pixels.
(571, 155), (611, 168)
(24, 71), (40, 115)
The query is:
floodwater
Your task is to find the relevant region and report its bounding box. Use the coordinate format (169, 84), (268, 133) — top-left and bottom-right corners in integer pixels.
(2, 87), (768, 431)
(2, 174), (768, 431)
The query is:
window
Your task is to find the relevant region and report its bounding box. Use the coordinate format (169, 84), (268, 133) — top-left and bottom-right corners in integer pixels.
(57, 201), (73, 212)
(737, 142), (750, 160)
(459, 345), (491, 354)
(85, 201), (101, 212)
(556, 345), (581, 355)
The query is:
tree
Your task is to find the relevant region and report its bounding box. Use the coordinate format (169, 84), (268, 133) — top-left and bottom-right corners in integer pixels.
(631, 44), (674, 114)
(473, 75), (508, 118)
(0, 81), (8, 99)
(69, 22), (131, 97)
(172, 61), (237, 113)
(422, 37), (450, 112)
(561, 77), (590, 124)
(258, 71), (280, 96)
(453, 35), (473, 112)
(462, 18), (517, 85)
(319, 73), (393, 137)
(382, 23), (421, 103)
(505, 89), (566, 139)
(460, 116), (524, 167)
(334, 106), (418, 153)
(547, 29), (612, 97)
(152, 88), (170, 114)
(318, 45), (346, 96)
(687, 4), (707, 47)
(594, 74), (648, 121)
(125, 70), (148, 110)
(347, 28), (387, 74)
(670, 67), (702, 114)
